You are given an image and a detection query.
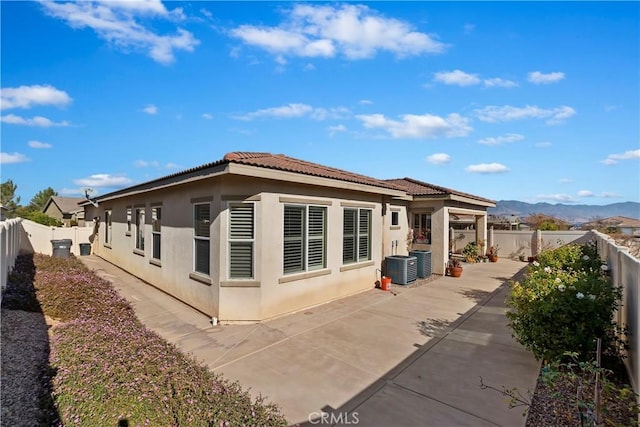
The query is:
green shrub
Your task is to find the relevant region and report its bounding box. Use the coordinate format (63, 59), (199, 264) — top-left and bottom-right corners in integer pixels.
(506, 242), (621, 362)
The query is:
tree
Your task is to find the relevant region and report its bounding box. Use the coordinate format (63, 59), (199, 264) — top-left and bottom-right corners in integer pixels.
(29, 187), (57, 211)
(524, 213), (570, 231)
(1, 179), (21, 218)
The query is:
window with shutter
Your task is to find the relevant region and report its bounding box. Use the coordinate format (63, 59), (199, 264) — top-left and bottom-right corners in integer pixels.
(283, 205), (326, 274)
(194, 203), (210, 275)
(343, 208), (372, 264)
(229, 203), (254, 279)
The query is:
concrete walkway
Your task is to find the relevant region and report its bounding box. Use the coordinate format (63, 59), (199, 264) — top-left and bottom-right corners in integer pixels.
(79, 255), (540, 426)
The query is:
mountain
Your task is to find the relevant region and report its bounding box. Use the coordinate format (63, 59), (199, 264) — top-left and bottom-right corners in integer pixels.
(489, 201), (640, 224)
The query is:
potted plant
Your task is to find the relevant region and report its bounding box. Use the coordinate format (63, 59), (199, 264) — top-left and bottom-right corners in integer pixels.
(487, 245), (499, 262)
(446, 259), (463, 277)
(462, 242), (480, 263)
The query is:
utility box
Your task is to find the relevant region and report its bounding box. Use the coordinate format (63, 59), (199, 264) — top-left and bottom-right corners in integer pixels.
(51, 239), (72, 258)
(409, 250), (432, 278)
(385, 255), (418, 285)
(79, 243), (91, 256)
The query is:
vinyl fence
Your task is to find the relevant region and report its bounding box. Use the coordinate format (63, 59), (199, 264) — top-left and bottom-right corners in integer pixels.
(0, 218), (22, 299)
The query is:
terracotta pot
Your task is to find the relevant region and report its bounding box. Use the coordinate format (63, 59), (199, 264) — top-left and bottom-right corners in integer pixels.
(447, 266), (463, 277)
(489, 255), (498, 262)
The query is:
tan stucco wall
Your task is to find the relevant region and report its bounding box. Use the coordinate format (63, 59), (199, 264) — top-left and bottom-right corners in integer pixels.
(86, 175), (411, 322)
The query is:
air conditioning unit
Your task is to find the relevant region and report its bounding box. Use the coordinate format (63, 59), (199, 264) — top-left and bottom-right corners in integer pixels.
(409, 250), (432, 278)
(385, 255), (418, 285)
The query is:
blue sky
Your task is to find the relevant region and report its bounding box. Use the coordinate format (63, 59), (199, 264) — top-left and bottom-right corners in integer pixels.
(2, 1), (639, 206)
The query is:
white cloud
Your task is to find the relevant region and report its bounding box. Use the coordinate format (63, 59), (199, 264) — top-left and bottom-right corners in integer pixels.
(0, 114), (70, 127)
(236, 103), (350, 121)
(578, 190), (595, 197)
(483, 78), (518, 88)
(1, 84), (72, 110)
(601, 149), (640, 165)
(474, 105), (576, 125)
(359, 99), (373, 105)
(237, 103), (313, 120)
(39, 0), (199, 65)
(202, 113), (213, 120)
(357, 112), (472, 139)
(527, 71), (565, 84)
(142, 104), (158, 115)
(303, 63), (316, 71)
(535, 141), (553, 148)
(28, 140), (52, 149)
(433, 70), (480, 86)
(427, 153), (451, 165)
(1, 152), (30, 164)
(134, 160), (160, 168)
(535, 193), (576, 203)
(465, 163), (509, 174)
(328, 124), (347, 136)
(477, 133), (524, 146)
(73, 173), (134, 188)
(230, 4), (446, 61)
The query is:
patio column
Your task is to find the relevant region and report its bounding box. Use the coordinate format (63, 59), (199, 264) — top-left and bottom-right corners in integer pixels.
(476, 214), (488, 256)
(432, 206), (449, 275)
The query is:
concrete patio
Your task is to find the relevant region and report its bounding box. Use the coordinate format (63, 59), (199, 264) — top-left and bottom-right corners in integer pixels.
(80, 255), (540, 426)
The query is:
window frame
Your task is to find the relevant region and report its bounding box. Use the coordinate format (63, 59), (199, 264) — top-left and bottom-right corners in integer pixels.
(135, 207), (145, 251)
(151, 206), (161, 261)
(343, 208), (372, 264)
(228, 202), (255, 280)
(413, 212), (432, 244)
(193, 202), (211, 276)
(104, 210), (112, 246)
(283, 204), (327, 275)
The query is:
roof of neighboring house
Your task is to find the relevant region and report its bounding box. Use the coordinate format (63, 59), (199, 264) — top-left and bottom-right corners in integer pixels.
(43, 196), (85, 214)
(386, 177), (496, 205)
(582, 216), (640, 228)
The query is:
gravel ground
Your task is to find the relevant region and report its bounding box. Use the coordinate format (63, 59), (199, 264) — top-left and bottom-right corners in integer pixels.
(0, 307), (54, 426)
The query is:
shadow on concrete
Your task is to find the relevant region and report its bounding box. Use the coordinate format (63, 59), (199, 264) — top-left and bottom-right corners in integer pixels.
(1, 253), (60, 425)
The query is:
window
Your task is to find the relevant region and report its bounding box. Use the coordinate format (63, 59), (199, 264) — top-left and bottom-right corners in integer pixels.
(151, 207), (161, 260)
(343, 208), (372, 264)
(135, 208), (145, 251)
(126, 208), (132, 235)
(391, 211), (399, 226)
(283, 205), (326, 274)
(413, 213), (432, 244)
(194, 203), (211, 275)
(229, 203), (254, 279)
(104, 210), (112, 245)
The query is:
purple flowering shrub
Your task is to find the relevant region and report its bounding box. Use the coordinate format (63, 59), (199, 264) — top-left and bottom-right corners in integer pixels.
(29, 254), (287, 426)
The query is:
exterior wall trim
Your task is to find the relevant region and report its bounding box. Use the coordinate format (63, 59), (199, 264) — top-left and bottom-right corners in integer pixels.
(340, 260), (375, 272)
(278, 268), (332, 284)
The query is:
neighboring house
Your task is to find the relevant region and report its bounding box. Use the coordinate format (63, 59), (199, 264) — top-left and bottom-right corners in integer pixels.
(0, 204), (7, 221)
(582, 216), (640, 236)
(42, 196), (86, 226)
(82, 152), (495, 322)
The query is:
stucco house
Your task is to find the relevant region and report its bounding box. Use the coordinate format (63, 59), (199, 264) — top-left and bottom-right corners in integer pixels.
(43, 196), (86, 226)
(82, 152), (494, 322)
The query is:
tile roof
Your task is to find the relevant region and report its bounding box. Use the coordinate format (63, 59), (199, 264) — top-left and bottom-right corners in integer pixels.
(386, 177), (495, 204)
(223, 152), (405, 191)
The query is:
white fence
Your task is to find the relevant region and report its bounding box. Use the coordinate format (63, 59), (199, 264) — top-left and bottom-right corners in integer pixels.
(0, 218), (23, 298)
(451, 228), (590, 258)
(593, 230), (640, 394)
(19, 219), (93, 256)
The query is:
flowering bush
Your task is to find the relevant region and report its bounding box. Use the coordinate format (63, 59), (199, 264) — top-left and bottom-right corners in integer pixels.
(506, 242), (622, 362)
(14, 254), (287, 426)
